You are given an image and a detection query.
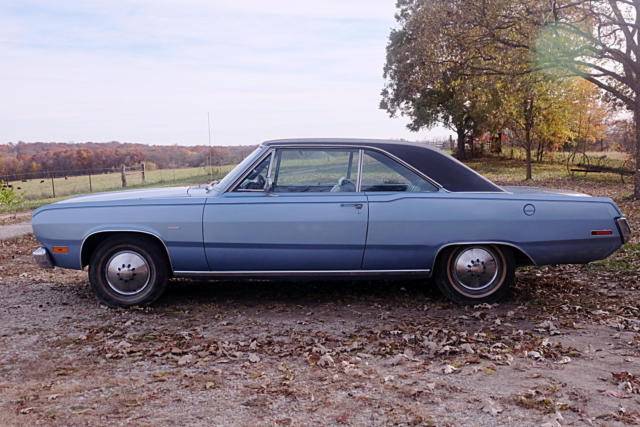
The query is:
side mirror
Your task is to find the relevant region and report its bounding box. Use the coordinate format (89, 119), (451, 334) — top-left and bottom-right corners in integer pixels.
(264, 177), (274, 193)
(205, 179), (219, 192)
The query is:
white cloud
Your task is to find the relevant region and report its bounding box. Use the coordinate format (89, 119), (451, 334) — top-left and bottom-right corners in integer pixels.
(0, 0), (452, 145)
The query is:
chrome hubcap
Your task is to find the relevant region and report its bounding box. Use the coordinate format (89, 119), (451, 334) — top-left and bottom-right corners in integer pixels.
(106, 251), (151, 295)
(452, 247), (499, 291)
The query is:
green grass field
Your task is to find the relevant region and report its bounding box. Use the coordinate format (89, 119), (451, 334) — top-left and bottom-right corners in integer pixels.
(466, 155), (629, 185)
(3, 165), (235, 213)
(1, 149), (633, 214)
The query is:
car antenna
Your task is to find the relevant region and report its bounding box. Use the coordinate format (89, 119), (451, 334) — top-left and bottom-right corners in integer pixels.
(207, 112), (213, 177)
(206, 112), (219, 191)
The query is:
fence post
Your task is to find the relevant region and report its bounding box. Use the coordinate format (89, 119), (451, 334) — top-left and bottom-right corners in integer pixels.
(141, 162), (146, 184)
(121, 165), (127, 188)
(50, 172), (56, 198)
(88, 171), (93, 192)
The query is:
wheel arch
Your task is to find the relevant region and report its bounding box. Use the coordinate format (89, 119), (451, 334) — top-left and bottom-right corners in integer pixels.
(80, 230), (173, 272)
(429, 241), (535, 276)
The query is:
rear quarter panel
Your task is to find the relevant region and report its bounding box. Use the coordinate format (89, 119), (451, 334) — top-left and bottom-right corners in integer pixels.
(364, 191), (622, 270)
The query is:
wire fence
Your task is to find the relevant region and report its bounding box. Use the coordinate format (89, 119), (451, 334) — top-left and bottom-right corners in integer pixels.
(0, 163), (232, 201)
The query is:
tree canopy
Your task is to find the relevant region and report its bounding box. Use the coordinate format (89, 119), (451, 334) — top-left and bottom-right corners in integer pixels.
(0, 142), (254, 179)
(382, 0), (639, 195)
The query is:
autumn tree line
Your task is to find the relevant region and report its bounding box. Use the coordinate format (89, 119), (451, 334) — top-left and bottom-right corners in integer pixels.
(0, 142), (255, 179)
(381, 0), (639, 195)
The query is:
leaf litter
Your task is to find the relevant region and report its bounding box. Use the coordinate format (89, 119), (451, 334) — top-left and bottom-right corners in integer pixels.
(1, 179), (640, 425)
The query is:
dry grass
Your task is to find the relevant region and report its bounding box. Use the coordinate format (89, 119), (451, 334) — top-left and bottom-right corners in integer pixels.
(3, 165), (234, 213)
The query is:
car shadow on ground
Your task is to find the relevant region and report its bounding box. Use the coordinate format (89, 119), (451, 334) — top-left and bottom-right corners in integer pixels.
(158, 277), (445, 308)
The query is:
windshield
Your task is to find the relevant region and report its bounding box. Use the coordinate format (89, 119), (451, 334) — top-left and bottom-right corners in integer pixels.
(212, 146), (266, 191)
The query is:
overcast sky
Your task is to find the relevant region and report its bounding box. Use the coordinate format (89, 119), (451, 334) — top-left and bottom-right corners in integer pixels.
(0, 0), (452, 146)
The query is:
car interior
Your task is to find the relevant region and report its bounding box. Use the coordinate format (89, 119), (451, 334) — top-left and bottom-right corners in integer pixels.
(235, 148), (437, 193)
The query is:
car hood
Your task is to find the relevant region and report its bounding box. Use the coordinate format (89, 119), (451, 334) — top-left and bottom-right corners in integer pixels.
(53, 186), (194, 204)
(502, 185), (591, 197)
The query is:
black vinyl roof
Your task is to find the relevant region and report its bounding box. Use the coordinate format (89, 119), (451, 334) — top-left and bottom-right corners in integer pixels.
(262, 138), (503, 192)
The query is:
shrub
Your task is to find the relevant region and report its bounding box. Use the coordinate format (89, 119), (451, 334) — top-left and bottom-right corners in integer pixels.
(0, 182), (22, 211)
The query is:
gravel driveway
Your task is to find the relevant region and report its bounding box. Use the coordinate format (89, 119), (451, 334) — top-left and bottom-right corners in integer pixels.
(1, 234), (639, 426)
(0, 221), (32, 240)
(2, 183), (640, 426)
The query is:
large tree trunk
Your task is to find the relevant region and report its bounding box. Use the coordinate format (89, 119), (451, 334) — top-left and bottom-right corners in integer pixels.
(492, 131), (503, 154)
(456, 128), (466, 160)
(535, 139), (544, 162)
(523, 97), (534, 180)
(635, 105), (640, 198)
(525, 132), (532, 181)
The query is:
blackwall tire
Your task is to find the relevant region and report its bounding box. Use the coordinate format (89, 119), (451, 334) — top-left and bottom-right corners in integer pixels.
(88, 235), (169, 308)
(435, 245), (514, 305)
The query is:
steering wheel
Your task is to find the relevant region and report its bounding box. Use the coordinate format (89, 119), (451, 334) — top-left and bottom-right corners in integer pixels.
(331, 177), (355, 192)
(239, 173), (266, 190)
(254, 174), (266, 189)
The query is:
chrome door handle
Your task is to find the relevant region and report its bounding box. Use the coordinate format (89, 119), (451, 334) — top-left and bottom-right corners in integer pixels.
(340, 203), (364, 209)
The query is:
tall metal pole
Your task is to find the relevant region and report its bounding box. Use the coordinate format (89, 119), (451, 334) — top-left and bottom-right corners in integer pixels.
(207, 112), (213, 177)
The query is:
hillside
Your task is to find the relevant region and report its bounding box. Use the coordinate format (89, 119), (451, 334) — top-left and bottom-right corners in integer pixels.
(0, 142), (255, 178)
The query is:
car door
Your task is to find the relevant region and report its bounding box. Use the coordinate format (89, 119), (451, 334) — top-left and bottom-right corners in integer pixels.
(360, 149), (441, 271)
(202, 147), (368, 271)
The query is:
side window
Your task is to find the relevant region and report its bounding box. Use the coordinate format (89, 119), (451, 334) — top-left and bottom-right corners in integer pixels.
(273, 149), (359, 193)
(235, 154), (271, 191)
(361, 150), (438, 193)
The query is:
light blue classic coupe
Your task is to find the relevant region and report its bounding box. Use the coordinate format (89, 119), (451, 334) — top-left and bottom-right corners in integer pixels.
(32, 139), (631, 307)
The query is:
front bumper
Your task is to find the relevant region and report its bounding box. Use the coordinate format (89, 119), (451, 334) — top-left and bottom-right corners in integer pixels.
(32, 247), (54, 269)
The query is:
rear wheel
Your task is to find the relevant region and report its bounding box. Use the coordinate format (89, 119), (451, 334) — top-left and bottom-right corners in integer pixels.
(88, 235), (169, 307)
(434, 245), (514, 305)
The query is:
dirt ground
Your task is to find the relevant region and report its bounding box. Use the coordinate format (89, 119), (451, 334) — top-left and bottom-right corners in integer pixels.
(0, 222), (32, 241)
(0, 211), (31, 227)
(1, 179), (640, 426)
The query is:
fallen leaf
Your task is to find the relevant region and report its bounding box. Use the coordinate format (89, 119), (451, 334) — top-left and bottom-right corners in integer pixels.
(461, 343), (475, 354)
(177, 354), (193, 366)
(442, 364), (458, 374)
(602, 389), (630, 399)
(482, 400), (504, 416)
(318, 354), (334, 368)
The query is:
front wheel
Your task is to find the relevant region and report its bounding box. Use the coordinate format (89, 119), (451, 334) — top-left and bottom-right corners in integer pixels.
(434, 245), (514, 305)
(88, 235), (169, 307)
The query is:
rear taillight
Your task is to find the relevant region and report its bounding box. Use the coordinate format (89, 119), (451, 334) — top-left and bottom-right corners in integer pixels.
(615, 217), (632, 244)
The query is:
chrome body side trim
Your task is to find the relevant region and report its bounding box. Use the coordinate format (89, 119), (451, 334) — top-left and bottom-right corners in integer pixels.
(33, 246), (54, 269)
(173, 269), (430, 278)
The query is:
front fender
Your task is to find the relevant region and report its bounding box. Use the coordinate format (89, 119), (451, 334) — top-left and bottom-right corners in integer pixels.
(32, 202), (207, 271)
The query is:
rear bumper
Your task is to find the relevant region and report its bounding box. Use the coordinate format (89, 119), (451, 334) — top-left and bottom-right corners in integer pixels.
(32, 247), (54, 269)
(616, 217), (632, 244)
